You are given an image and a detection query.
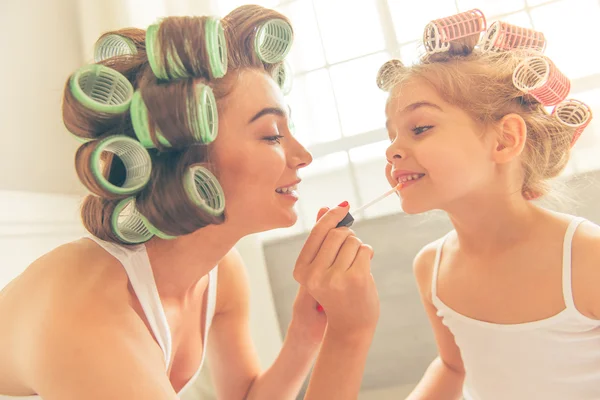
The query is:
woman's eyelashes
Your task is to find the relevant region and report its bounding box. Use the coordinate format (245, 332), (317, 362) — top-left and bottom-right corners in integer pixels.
(412, 125), (434, 135)
(263, 134), (284, 144)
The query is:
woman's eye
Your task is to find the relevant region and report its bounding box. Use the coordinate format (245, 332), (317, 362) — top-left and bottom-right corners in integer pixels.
(412, 125), (433, 135)
(263, 135), (284, 144)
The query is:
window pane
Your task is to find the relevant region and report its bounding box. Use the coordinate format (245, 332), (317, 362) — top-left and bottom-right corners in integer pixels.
(313, 0), (385, 64)
(330, 52), (390, 136)
(530, 0), (600, 79)
(497, 11), (533, 28)
(349, 141), (401, 219)
(400, 41), (423, 66)
(277, 0), (326, 73)
(300, 151), (349, 178)
(526, 0), (553, 6)
(456, 0), (525, 17)
(217, 0), (281, 14)
(288, 69), (341, 146)
(297, 152), (360, 228)
(569, 88), (600, 174)
(388, 0), (458, 43)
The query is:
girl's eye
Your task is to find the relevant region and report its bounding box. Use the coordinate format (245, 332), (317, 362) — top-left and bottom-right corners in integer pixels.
(263, 135), (284, 144)
(412, 125), (433, 135)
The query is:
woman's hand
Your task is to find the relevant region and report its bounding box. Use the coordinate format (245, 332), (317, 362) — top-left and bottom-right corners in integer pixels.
(293, 202), (379, 339)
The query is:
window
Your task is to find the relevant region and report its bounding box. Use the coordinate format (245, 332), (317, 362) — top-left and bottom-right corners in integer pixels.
(215, 0), (600, 240)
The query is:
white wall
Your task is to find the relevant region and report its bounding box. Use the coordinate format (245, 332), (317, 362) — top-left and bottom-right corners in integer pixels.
(0, 0), (84, 195)
(0, 191), (86, 289)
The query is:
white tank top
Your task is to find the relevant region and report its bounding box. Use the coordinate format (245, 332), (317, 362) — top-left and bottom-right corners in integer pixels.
(432, 217), (600, 400)
(0, 236), (218, 400)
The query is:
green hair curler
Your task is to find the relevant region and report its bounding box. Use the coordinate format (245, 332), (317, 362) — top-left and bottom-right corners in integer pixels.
(254, 19), (293, 64)
(146, 17), (228, 81)
(130, 84), (218, 148)
(205, 17), (228, 78)
(70, 64), (134, 114)
(130, 91), (172, 148)
(184, 165), (225, 216)
(146, 23), (169, 80)
(111, 197), (154, 244)
(271, 60), (293, 95)
(189, 84), (219, 144)
(90, 135), (152, 195)
(94, 34), (138, 63)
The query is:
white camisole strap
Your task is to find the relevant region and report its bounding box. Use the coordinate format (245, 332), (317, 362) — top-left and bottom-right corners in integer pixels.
(561, 217), (586, 311)
(431, 234), (450, 300)
(86, 236), (173, 367)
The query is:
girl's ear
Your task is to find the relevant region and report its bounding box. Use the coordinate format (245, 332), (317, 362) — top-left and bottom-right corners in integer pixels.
(492, 113), (527, 164)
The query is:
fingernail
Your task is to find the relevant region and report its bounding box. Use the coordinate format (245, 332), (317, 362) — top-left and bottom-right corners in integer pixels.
(316, 303), (324, 312)
(337, 201), (349, 208)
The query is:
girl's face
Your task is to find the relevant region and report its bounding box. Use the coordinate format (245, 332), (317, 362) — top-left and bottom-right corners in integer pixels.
(211, 69), (312, 233)
(384, 78), (500, 214)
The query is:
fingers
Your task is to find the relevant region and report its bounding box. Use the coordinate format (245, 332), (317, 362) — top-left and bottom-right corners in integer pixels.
(309, 227), (355, 273)
(316, 207), (329, 222)
(296, 202), (350, 266)
(330, 235), (363, 271)
(349, 244), (374, 272)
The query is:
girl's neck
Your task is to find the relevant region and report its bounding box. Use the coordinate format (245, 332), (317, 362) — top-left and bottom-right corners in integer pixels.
(445, 193), (542, 256)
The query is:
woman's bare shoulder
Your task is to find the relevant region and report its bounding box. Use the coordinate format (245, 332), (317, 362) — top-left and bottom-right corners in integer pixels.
(2, 238), (131, 304)
(0, 238), (168, 395)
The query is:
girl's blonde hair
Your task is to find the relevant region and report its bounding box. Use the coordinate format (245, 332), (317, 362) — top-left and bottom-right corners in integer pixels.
(379, 45), (577, 200)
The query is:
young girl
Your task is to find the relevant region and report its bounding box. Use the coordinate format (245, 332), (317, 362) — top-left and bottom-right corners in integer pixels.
(0, 5), (379, 400)
(379, 10), (600, 400)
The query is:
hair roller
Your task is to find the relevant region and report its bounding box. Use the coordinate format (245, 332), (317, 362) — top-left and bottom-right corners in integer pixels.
(254, 19), (293, 64)
(480, 21), (546, 53)
(184, 165), (226, 217)
(376, 59), (405, 91)
(76, 135), (152, 198)
(512, 56), (570, 106)
(94, 34), (138, 62)
(188, 84), (219, 144)
(111, 197), (154, 244)
(271, 60), (293, 95)
(130, 90), (172, 148)
(204, 17), (228, 79)
(130, 82), (218, 148)
(552, 99), (593, 147)
(63, 62), (135, 142)
(146, 17), (228, 81)
(69, 64), (134, 114)
(423, 9), (486, 55)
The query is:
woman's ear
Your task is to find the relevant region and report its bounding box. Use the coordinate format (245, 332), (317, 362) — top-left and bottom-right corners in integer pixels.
(493, 113), (527, 164)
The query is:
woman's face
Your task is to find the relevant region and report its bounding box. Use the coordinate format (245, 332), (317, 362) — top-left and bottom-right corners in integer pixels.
(211, 69), (312, 233)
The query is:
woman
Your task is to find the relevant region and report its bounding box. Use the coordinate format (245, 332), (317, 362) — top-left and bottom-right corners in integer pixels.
(0, 5), (379, 400)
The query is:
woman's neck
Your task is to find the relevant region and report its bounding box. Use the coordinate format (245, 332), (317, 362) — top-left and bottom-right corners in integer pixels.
(144, 221), (245, 300)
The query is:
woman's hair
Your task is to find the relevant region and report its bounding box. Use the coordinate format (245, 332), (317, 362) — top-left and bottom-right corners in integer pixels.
(378, 14), (585, 200)
(62, 6), (292, 244)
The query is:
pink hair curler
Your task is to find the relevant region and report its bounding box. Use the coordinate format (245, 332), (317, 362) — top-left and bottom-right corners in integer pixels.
(512, 56), (570, 106)
(552, 99), (593, 147)
(480, 21), (546, 53)
(423, 9), (486, 54)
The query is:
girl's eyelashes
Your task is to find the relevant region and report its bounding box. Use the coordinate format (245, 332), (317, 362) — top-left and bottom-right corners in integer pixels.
(412, 125), (434, 135)
(263, 135), (284, 144)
